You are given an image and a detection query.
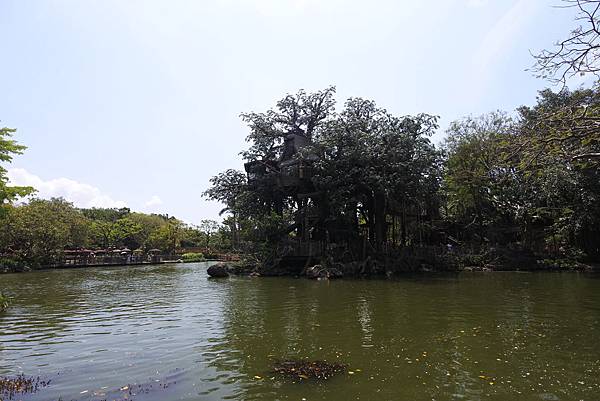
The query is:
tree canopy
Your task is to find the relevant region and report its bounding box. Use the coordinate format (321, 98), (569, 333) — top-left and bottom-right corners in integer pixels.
(205, 83), (600, 269)
(0, 126), (35, 210)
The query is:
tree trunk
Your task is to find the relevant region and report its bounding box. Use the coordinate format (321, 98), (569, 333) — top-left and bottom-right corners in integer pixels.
(367, 196), (375, 245)
(401, 198), (407, 246)
(374, 191), (386, 251)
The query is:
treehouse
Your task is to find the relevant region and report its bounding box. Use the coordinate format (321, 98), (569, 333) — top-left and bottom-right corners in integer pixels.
(244, 132), (316, 195)
(241, 129), (370, 269)
(278, 158), (315, 191)
(243, 131), (326, 257)
(244, 159), (278, 190)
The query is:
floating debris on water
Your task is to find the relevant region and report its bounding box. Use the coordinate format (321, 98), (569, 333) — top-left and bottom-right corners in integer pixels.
(0, 374), (50, 399)
(0, 369), (185, 401)
(272, 360), (347, 381)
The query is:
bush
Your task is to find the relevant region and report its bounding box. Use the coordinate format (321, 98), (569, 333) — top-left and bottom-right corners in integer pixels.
(456, 252), (488, 268)
(181, 252), (205, 262)
(0, 257), (26, 273)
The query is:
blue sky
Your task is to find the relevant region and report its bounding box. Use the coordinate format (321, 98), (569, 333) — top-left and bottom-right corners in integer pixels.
(0, 0), (588, 223)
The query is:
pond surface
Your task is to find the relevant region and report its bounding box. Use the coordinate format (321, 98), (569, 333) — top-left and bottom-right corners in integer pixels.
(1, 263), (600, 400)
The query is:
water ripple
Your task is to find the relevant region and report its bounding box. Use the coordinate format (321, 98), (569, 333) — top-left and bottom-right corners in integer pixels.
(1, 268), (600, 400)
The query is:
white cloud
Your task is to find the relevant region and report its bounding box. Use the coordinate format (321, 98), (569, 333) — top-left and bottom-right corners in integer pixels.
(144, 195), (163, 208)
(7, 168), (127, 209)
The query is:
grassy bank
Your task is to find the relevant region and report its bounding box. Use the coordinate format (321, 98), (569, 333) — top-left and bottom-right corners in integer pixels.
(181, 252), (206, 263)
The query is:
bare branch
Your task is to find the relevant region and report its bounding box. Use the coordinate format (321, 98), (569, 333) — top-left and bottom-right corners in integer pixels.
(532, 0), (600, 85)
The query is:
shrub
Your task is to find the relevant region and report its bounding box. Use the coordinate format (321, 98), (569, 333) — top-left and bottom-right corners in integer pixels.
(181, 252), (205, 262)
(0, 257), (25, 273)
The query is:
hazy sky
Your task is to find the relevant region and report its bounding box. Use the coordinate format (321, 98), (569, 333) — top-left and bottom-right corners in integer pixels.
(0, 0), (588, 224)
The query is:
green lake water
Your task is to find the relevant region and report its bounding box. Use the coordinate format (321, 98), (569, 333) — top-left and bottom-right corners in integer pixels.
(1, 262), (599, 400)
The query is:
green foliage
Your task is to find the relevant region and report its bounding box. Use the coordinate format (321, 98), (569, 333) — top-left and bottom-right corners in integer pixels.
(310, 97), (442, 247)
(206, 85), (600, 266)
(181, 225), (204, 247)
(181, 252), (205, 262)
(206, 88), (443, 252)
(0, 198), (228, 269)
(239, 86), (337, 161)
(81, 207), (130, 222)
(442, 88), (600, 260)
(456, 252), (489, 268)
(110, 218), (144, 249)
(145, 218), (184, 255)
(443, 112), (519, 239)
(198, 219), (220, 248)
(204, 169), (247, 211)
(0, 123), (227, 269)
(86, 209), (147, 248)
(0, 198), (87, 267)
(0, 257), (22, 272)
(513, 88), (600, 258)
(515, 88), (600, 170)
(3, 81), (600, 273)
(0, 126), (35, 214)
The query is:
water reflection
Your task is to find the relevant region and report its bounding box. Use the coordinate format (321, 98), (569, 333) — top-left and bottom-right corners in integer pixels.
(204, 274), (600, 401)
(1, 268), (600, 400)
(356, 296), (373, 348)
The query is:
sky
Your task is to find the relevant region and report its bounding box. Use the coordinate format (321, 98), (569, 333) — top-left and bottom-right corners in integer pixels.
(0, 0), (590, 224)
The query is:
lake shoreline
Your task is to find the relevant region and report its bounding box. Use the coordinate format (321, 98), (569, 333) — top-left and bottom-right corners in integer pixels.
(3, 254), (599, 276)
(210, 255), (600, 279)
(0, 259), (222, 274)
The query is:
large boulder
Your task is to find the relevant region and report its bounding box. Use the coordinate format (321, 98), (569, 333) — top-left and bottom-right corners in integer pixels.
(305, 264), (343, 279)
(207, 263), (230, 278)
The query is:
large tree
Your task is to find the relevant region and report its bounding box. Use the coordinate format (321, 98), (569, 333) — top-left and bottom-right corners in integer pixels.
(206, 88), (442, 255)
(442, 112), (531, 246)
(240, 86), (337, 161)
(310, 98), (441, 249)
(514, 89), (600, 257)
(204, 169), (248, 247)
(1, 198), (88, 267)
(198, 219), (220, 249)
(515, 88), (600, 168)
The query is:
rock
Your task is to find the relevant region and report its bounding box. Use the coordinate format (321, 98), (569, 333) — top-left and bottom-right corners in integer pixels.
(305, 265), (320, 279)
(230, 261), (258, 275)
(207, 263), (230, 278)
(306, 264), (343, 279)
(419, 264), (434, 272)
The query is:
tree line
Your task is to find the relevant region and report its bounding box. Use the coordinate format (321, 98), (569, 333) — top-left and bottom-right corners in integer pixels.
(0, 199), (230, 270)
(0, 141), (228, 271)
